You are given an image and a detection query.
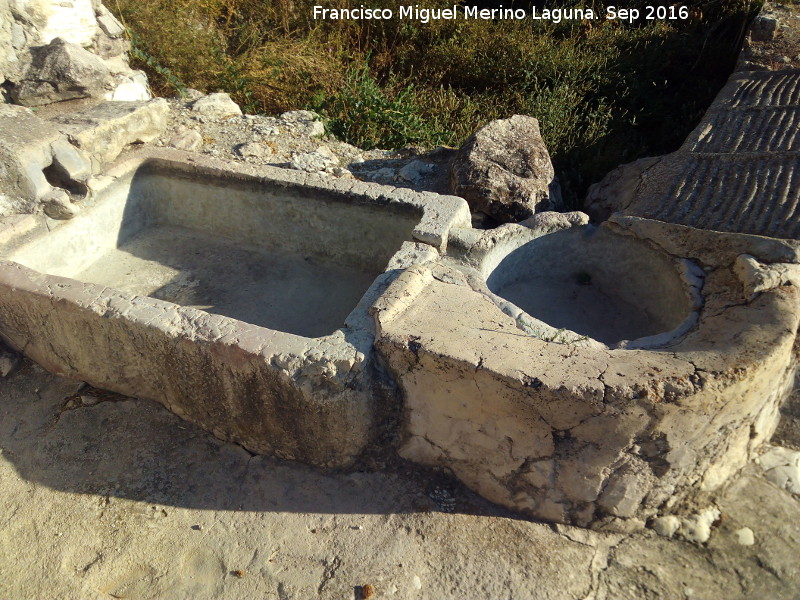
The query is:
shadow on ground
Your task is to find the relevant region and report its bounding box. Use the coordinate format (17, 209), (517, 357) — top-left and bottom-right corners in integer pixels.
(0, 359), (507, 517)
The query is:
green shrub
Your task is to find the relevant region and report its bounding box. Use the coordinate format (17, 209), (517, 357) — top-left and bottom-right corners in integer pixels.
(310, 63), (447, 150)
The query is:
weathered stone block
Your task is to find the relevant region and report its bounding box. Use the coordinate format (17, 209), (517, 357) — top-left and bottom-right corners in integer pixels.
(53, 99), (169, 168)
(373, 213), (800, 526)
(0, 149), (470, 468)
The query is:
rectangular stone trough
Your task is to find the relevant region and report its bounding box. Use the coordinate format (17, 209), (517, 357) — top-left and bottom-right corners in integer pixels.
(0, 149), (470, 467)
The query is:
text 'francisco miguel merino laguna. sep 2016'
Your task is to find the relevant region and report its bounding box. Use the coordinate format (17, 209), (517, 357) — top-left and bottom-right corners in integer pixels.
(312, 5), (691, 24)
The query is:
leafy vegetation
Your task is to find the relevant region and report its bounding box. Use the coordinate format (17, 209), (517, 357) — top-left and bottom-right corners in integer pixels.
(111, 0), (762, 207)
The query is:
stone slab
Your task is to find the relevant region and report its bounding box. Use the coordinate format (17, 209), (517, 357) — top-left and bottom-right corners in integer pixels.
(52, 99), (170, 170)
(715, 69), (800, 109)
(585, 69), (800, 239)
(619, 153), (800, 239)
(682, 107), (800, 153)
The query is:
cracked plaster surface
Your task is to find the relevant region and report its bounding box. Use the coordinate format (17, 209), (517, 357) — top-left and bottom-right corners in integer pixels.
(373, 215), (800, 527)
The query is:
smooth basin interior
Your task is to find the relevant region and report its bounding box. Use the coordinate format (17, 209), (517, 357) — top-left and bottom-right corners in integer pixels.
(10, 162), (420, 337)
(485, 227), (692, 345)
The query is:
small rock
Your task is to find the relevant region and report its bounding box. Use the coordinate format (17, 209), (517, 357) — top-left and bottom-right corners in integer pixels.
(111, 76), (150, 102)
(290, 146), (338, 173)
(167, 126), (203, 152)
(399, 159), (436, 183)
(81, 395), (103, 406)
(97, 12), (125, 37)
(332, 167), (352, 178)
(759, 445), (800, 494)
(50, 138), (91, 181)
(750, 14), (779, 41)
(253, 122), (281, 136)
(651, 515), (681, 538)
(191, 93), (243, 118)
(734, 527), (755, 546)
(280, 110), (325, 137)
(41, 189), (78, 220)
(677, 507), (720, 544)
(182, 88), (205, 101)
(235, 141), (273, 160)
(412, 575), (422, 590)
(0, 343), (21, 377)
(371, 167), (396, 183)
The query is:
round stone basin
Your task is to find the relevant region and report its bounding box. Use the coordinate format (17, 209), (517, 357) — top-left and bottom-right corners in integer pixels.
(484, 226), (694, 346)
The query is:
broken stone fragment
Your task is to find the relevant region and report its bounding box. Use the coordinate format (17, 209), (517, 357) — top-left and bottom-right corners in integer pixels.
(53, 99), (169, 168)
(167, 126), (203, 152)
(235, 141), (273, 160)
(50, 138), (91, 181)
(280, 110), (325, 137)
(758, 445), (800, 494)
(398, 159), (436, 183)
(110, 71), (151, 102)
(191, 93), (243, 118)
(451, 114), (563, 223)
(651, 515), (681, 538)
(95, 7), (125, 38)
(41, 188), (78, 219)
(11, 37), (113, 106)
(290, 146), (338, 173)
(750, 14), (779, 41)
(0, 342), (21, 377)
(92, 31), (130, 60)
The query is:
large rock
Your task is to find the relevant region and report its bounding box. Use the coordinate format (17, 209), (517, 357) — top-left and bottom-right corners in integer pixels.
(22, 0), (98, 46)
(11, 37), (112, 106)
(451, 115), (562, 223)
(191, 92), (242, 118)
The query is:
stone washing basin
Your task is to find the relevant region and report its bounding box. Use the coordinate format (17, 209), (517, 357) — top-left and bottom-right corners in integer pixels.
(11, 156), (418, 339)
(373, 213), (800, 527)
(481, 224), (701, 347)
(0, 149), (470, 467)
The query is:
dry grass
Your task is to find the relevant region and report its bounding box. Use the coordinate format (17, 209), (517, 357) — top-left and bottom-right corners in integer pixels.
(112, 0), (762, 206)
